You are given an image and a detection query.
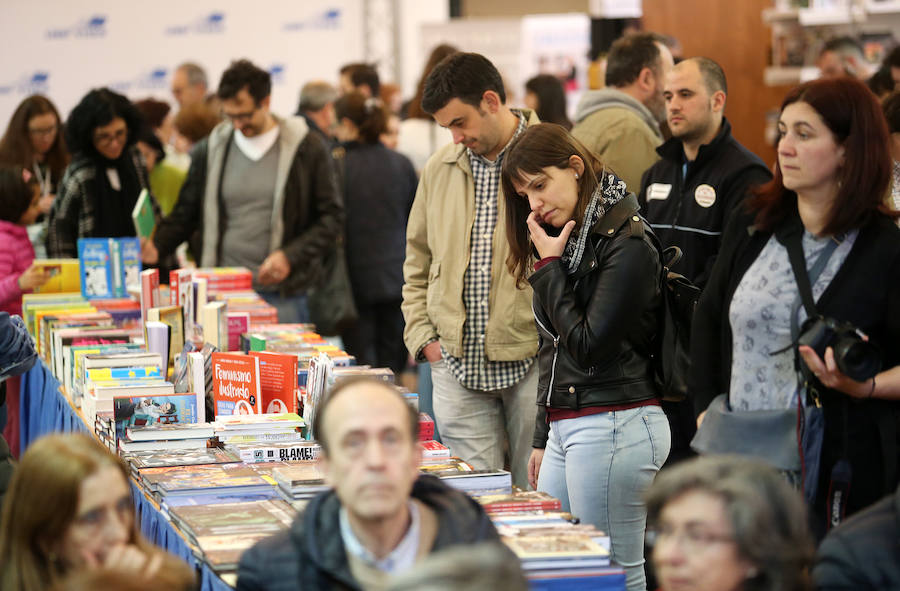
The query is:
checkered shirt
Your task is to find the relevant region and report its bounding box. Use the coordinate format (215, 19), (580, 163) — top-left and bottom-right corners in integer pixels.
(441, 112), (534, 391)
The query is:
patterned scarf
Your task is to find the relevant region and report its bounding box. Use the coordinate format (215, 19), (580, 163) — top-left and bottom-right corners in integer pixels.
(561, 170), (628, 274)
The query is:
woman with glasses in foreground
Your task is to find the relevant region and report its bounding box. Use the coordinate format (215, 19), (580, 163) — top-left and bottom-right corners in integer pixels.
(0, 432), (194, 591)
(47, 88), (156, 258)
(645, 455), (814, 591)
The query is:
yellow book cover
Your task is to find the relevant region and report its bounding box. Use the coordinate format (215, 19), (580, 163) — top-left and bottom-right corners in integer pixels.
(32, 259), (81, 294)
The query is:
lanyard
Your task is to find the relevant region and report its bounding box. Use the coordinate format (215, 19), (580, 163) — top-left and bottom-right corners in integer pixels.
(32, 162), (51, 196)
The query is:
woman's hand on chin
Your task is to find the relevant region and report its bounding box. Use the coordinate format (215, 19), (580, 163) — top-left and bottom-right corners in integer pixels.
(528, 213), (575, 260)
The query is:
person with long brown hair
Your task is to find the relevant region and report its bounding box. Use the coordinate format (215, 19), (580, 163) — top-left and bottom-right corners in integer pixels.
(501, 122), (668, 591)
(396, 44), (457, 173)
(690, 77), (900, 537)
(0, 433), (194, 591)
(0, 95), (70, 217)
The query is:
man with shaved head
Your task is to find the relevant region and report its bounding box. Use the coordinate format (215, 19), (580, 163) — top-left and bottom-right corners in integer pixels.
(236, 377), (513, 591)
(637, 57), (771, 467)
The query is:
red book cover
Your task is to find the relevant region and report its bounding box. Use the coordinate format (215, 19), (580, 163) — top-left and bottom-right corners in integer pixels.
(227, 313), (251, 353)
(211, 353), (262, 418)
(249, 351), (298, 414)
(140, 268), (160, 329)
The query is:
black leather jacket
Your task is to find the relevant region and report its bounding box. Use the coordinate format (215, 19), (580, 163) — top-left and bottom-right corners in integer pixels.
(530, 193), (662, 448)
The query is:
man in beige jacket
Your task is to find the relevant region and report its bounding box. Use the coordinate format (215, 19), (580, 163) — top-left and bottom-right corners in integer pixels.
(402, 53), (539, 489)
(572, 32), (674, 193)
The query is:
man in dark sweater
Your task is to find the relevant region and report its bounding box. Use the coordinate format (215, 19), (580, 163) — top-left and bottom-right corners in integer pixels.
(143, 60), (342, 323)
(236, 378), (515, 591)
(638, 57), (772, 288)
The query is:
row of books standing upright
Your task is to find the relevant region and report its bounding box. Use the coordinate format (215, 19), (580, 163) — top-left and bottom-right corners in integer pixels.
(23, 240), (623, 588)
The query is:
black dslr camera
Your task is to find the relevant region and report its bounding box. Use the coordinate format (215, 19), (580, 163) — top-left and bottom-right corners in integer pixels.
(797, 317), (881, 382)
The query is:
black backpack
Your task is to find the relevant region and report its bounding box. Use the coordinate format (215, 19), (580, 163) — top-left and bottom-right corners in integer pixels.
(648, 237), (700, 402)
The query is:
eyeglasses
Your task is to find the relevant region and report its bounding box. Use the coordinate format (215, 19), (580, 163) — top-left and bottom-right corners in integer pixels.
(28, 124), (58, 138)
(646, 524), (735, 553)
(223, 108), (258, 124)
(93, 128), (127, 147)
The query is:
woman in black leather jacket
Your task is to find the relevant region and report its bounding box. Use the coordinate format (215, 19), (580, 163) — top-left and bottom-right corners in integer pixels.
(501, 123), (670, 591)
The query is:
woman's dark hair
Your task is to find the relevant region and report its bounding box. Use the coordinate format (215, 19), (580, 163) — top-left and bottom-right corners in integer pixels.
(0, 165), (37, 223)
(334, 92), (387, 144)
(64, 88), (143, 159)
(525, 75), (572, 130)
(133, 98), (171, 130)
(422, 52), (506, 114)
(501, 123), (604, 287)
(645, 456), (814, 591)
(748, 77), (898, 233)
(407, 44), (459, 120)
(217, 59), (271, 104)
(136, 126), (165, 164)
(0, 95), (69, 180)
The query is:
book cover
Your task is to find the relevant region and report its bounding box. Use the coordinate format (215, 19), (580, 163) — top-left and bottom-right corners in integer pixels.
(113, 392), (201, 439)
(32, 259), (81, 294)
(249, 351), (298, 414)
(140, 268), (160, 330)
(169, 499), (295, 539)
(131, 188), (155, 239)
(85, 365), (162, 381)
(148, 305), (185, 368)
(118, 238), (142, 294)
(229, 441), (321, 463)
(141, 463), (271, 495)
(145, 321), (171, 377)
(211, 353), (262, 417)
(77, 238), (115, 299)
(226, 312), (250, 353)
(125, 422), (214, 441)
(202, 301), (228, 351)
(127, 447), (240, 469)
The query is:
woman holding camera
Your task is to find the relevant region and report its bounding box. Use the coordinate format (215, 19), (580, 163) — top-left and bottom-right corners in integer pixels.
(690, 77), (900, 536)
(502, 123), (669, 591)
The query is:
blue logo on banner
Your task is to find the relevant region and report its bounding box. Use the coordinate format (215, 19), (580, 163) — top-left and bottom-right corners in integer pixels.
(46, 15), (107, 39)
(0, 71), (51, 96)
(108, 66), (169, 94)
(283, 8), (341, 31)
(166, 12), (226, 36)
(269, 64), (286, 85)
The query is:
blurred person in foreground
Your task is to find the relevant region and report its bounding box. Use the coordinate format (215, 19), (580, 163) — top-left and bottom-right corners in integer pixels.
(645, 455), (814, 591)
(236, 377), (511, 591)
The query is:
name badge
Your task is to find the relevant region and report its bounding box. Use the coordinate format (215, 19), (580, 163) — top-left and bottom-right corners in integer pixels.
(647, 183), (672, 202)
(694, 184), (716, 208)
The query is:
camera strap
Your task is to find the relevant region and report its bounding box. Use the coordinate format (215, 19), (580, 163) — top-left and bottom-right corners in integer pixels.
(783, 230), (852, 529)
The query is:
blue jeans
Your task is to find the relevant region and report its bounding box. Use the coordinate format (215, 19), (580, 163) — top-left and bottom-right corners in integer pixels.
(538, 406), (671, 591)
(259, 292), (309, 325)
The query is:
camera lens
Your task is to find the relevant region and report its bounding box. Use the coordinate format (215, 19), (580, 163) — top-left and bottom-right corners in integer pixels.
(834, 337), (882, 382)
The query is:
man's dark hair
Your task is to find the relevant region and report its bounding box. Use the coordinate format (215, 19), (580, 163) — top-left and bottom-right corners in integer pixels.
(883, 91), (900, 134)
(868, 66), (895, 97)
(686, 56), (728, 95)
(821, 36), (865, 59)
(217, 59), (271, 104)
(340, 63), (381, 97)
(314, 377), (419, 455)
(422, 52), (506, 114)
(64, 88), (143, 158)
(604, 33), (663, 88)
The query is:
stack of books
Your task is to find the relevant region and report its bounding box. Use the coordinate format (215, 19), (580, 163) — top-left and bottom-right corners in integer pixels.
(167, 499), (297, 573)
(271, 461), (330, 502)
(214, 413), (306, 445)
(139, 463), (275, 500)
(119, 422), (215, 453)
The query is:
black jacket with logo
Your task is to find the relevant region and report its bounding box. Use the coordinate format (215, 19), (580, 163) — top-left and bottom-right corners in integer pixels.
(637, 118), (772, 287)
(529, 193), (662, 448)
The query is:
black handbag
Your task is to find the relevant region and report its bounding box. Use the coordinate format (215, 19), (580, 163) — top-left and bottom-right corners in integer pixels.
(307, 238), (358, 336)
(691, 229), (838, 489)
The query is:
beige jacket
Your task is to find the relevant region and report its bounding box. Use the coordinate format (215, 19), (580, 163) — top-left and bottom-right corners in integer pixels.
(571, 88), (663, 194)
(402, 110), (540, 361)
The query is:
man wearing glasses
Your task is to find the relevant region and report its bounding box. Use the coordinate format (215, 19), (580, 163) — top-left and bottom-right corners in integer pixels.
(145, 59), (342, 323)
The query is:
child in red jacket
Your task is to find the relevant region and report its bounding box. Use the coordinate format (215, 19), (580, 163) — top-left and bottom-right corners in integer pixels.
(0, 167), (49, 316)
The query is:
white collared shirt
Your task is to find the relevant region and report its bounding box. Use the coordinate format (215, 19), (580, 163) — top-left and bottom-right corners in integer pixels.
(339, 501), (420, 574)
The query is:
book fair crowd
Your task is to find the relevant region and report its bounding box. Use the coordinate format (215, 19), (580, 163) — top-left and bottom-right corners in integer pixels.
(0, 28), (898, 591)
